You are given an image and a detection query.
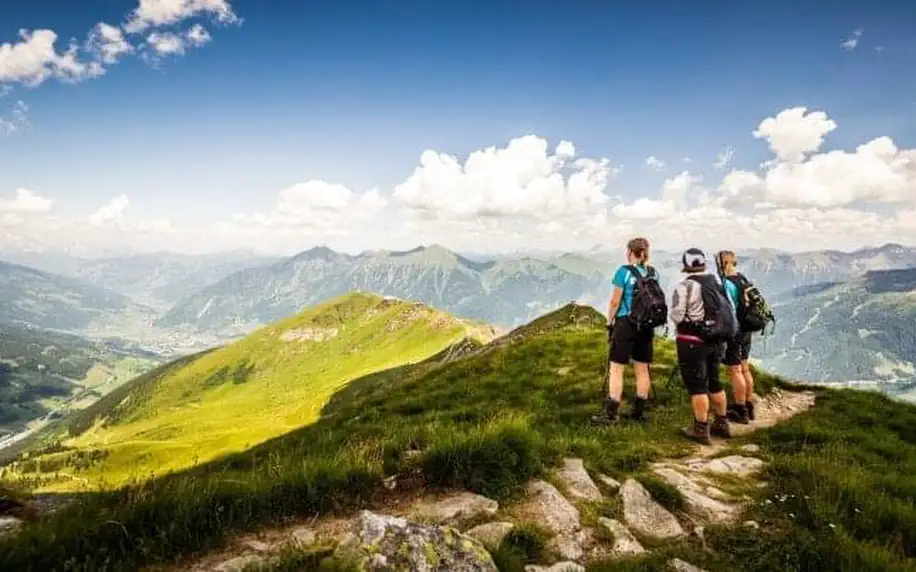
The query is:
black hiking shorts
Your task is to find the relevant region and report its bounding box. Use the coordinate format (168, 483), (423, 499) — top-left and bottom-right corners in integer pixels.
(610, 317), (654, 365)
(676, 339), (724, 396)
(723, 332), (752, 366)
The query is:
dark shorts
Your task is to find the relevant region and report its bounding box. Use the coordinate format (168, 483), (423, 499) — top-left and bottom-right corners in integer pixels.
(610, 318), (654, 365)
(723, 332), (753, 366)
(677, 339), (725, 396)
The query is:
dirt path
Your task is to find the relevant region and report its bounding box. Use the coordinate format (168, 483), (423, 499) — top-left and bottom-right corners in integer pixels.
(696, 387), (817, 457)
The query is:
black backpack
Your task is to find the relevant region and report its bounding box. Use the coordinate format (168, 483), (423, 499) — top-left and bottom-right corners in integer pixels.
(686, 274), (738, 342)
(726, 273), (775, 334)
(626, 265), (668, 331)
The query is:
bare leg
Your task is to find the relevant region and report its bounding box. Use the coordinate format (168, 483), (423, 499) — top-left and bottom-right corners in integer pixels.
(633, 361), (650, 399)
(691, 394), (710, 422)
(729, 365), (746, 404)
(741, 360), (755, 401)
(709, 390), (728, 417)
(608, 361), (626, 401)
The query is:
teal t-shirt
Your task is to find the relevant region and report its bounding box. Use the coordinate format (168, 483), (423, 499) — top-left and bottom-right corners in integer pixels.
(723, 275), (740, 311)
(611, 264), (650, 318)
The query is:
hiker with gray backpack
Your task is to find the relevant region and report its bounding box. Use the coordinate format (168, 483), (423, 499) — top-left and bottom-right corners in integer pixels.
(592, 237), (668, 425)
(670, 248), (738, 445)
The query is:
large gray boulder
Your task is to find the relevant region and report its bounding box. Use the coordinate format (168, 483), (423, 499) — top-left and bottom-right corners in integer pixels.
(619, 479), (686, 540)
(335, 510), (497, 571)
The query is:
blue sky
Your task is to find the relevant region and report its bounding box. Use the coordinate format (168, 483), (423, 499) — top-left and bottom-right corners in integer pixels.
(0, 0), (915, 254)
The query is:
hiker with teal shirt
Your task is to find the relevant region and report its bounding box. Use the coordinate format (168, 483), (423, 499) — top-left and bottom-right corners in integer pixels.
(592, 237), (667, 425)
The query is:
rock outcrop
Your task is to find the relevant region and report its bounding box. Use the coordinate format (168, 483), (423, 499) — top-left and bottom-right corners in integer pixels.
(411, 491), (499, 525)
(553, 458), (602, 501)
(619, 479), (686, 540)
(335, 510), (497, 571)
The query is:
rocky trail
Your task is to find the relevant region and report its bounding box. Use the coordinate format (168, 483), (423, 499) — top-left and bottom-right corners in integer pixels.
(166, 388), (816, 572)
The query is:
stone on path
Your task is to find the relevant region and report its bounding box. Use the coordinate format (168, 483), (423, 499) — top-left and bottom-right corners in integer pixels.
(668, 558), (709, 572)
(597, 474), (622, 491)
(335, 510), (497, 571)
(703, 455), (765, 477)
(411, 491), (499, 525)
(212, 554), (265, 572)
(0, 516), (22, 535)
(598, 517), (646, 556)
(550, 528), (594, 562)
(465, 522), (514, 547)
(652, 467), (739, 524)
(289, 526), (316, 546)
(520, 480), (581, 535)
(525, 563), (586, 572)
(553, 458), (602, 501)
(741, 444), (760, 453)
(619, 479), (685, 540)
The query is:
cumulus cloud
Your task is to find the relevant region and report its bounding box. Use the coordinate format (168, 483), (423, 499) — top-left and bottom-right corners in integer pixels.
(842, 28), (862, 51)
(5, 104), (916, 256)
(0, 1), (239, 131)
(124, 0), (240, 34)
(0, 189), (55, 213)
(753, 106), (837, 163)
(393, 135), (615, 221)
(644, 156), (666, 171)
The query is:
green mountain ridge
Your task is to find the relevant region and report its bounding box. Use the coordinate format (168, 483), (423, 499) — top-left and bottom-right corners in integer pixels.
(759, 267), (916, 401)
(4, 292), (497, 492)
(1, 294), (915, 571)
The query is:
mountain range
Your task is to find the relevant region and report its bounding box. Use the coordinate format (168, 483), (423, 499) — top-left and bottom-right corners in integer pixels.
(3, 242), (916, 403)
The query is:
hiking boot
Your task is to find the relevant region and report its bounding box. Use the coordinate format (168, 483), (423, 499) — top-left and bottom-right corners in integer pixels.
(727, 403), (750, 425)
(711, 414), (732, 439)
(746, 400), (756, 421)
(628, 396), (649, 422)
(682, 418), (711, 446)
(590, 398), (620, 426)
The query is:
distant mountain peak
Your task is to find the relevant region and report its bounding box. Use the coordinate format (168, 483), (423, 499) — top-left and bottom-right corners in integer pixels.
(291, 245), (341, 261)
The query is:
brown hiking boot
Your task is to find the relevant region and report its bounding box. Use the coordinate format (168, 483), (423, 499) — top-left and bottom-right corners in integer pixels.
(727, 403), (750, 425)
(590, 398), (620, 426)
(711, 414), (732, 439)
(682, 418), (711, 446)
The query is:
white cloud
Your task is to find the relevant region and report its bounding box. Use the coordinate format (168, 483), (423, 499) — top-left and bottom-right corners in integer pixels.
(0, 29), (102, 87)
(0, 189), (55, 213)
(88, 194), (130, 226)
(0, 1), (239, 132)
(753, 106), (837, 163)
(124, 0), (240, 34)
(713, 146), (734, 170)
(0, 100), (29, 136)
(4, 104), (916, 256)
(392, 135), (614, 221)
(842, 28), (862, 51)
(644, 156), (666, 171)
(86, 23), (133, 64)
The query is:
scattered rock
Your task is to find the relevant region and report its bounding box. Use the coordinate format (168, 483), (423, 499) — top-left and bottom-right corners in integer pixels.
(741, 444), (761, 453)
(384, 476), (398, 490)
(212, 554), (265, 572)
(466, 522), (513, 547)
(335, 510), (497, 571)
(597, 474), (622, 491)
(412, 492), (499, 525)
(598, 517), (646, 556)
(703, 455), (765, 477)
(652, 467), (739, 524)
(279, 327), (338, 342)
(743, 520), (760, 530)
(525, 563), (585, 572)
(0, 516), (23, 535)
(668, 558), (708, 572)
(619, 479), (685, 540)
(242, 539), (271, 553)
(289, 526), (316, 546)
(549, 528), (593, 561)
(554, 458), (602, 501)
(520, 480), (581, 535)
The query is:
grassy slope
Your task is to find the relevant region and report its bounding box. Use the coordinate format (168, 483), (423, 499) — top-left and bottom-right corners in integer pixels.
(3, 293), (480, 492)
(0, 303), (913, 571)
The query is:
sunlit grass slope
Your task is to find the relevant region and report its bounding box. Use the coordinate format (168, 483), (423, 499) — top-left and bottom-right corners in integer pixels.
(7, 292), (487, 492)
